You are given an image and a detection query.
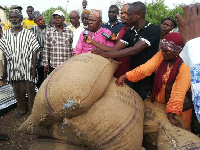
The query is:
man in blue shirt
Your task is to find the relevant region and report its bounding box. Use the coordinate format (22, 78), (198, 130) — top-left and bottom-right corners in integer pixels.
(102, 5), (125, 36)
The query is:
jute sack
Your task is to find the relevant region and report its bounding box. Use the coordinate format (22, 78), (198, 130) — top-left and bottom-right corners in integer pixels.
(17, 117), (84, 146)
(157, 121), (200, 150)
(66, 78), (144, 150)
(143, 98), (185, 150)
(24, 53), (118, 127)
(29, 138), (89, 150)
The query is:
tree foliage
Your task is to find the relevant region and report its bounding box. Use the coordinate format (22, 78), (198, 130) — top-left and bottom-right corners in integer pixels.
(170, 4), (184, 20)
(145, 0), (170, 25)
(42, 6), (70, 24)
(2, 6), (9, 20)
(111, 0), (184, 26)
(145, 0), (184, 26)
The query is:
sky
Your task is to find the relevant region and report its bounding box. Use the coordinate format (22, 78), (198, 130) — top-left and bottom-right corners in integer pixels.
(1, 0), (199, 22)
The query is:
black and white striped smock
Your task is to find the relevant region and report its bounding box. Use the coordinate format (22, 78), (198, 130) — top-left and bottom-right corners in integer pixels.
(0, 28), (40, 82)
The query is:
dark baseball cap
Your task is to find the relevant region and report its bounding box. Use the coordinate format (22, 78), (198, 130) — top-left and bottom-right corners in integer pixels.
(10, 5), (23, 11)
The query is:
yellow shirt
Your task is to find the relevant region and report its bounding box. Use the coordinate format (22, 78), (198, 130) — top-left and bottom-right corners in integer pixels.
(22, 19), (37, 30)
(4, 19), (37, 30)
(67, 23), (84, 33)
(67, 24), (76, 33)
(4, 20), (12, 30)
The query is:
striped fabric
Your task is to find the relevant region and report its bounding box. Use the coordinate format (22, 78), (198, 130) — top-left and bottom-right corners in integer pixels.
(31, 25), (47, 68)
(0, 84), (16, 111)
(43, 27), (73, 68)
(0, 84), (38, 112)
(0, 28), (40, 82)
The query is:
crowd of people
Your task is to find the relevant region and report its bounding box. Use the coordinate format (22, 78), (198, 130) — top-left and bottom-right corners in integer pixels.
(0, 0), (200, 142)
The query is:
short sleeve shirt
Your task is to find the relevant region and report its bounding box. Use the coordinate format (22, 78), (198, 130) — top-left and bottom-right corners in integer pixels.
(43, 27), (73, 68)
(0, 28), (40, 81)
(22, 19), (37, 30)
(121, 21), (161, 70)
(120, 21), (161, 99)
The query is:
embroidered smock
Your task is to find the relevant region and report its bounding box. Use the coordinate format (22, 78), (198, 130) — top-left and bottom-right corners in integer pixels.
(0, 28), (40, 81)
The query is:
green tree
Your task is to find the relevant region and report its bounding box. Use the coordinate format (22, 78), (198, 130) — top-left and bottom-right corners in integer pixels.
(42, 6), (70, 24)
(1, 6), (9, 20)
(145, 0), (171, 25)
(169, 4), (184, 20)
(146, 0), (184, 26)
(4, 6), (9, 20)
(111, 0), (184, 26)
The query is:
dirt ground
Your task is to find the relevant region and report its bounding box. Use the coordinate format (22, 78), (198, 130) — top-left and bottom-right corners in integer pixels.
(0, 107), (36, 150)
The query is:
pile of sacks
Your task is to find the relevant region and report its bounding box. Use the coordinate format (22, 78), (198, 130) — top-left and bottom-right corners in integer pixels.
(142, 98), (200, 150)
(18, 53), (145, 150)
(17, 53), (200, 150)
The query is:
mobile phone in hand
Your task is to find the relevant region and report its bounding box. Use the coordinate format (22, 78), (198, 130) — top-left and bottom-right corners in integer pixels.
(101, 32), (111, 39)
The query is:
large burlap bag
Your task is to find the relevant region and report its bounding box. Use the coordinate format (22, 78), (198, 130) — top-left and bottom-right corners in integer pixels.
(29, 138), (89, 150)
(24, 53), (118, 127)
(66, 78), (144, 150)
(17, 118), (84, 146)
(157, 121), (200, 150)
(143, 98), (185, 150)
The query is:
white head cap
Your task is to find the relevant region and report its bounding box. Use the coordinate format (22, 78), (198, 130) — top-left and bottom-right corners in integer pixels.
(52, 10), (65, 17)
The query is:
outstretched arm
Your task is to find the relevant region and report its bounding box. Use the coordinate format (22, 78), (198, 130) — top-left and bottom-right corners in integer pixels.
(93, 40), (148, 58)
(176, 3), (200, 44)
(85, 35), (126, 52)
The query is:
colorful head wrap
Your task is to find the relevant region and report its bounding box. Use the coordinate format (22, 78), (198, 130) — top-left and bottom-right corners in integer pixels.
(152, 32), (185, 103)
(9, 9), (23, 19)
(89, 9), (102, 19)
(30, 11), (42, 21)
(160, 32), (184, 53)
